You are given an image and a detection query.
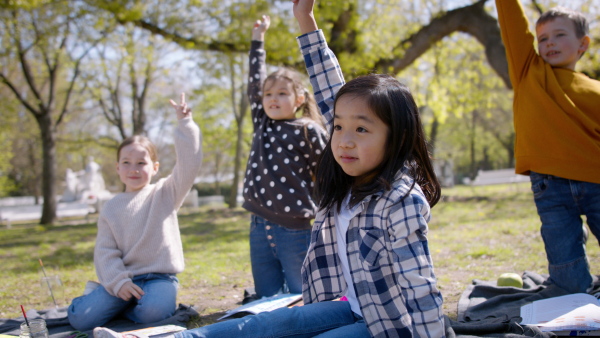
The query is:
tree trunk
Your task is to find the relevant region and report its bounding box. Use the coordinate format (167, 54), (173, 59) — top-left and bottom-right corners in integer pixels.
(37, 113), (57, 225)
(229, 121), (244, 208)
(469, 110), (478, 180)
(429, 114), (439, 157)
(507, 132), (515, 168)
(227, 54), (249, 208)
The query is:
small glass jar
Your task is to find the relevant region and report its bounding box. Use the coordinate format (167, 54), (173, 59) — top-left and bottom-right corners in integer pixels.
(19, 319), (49, 338)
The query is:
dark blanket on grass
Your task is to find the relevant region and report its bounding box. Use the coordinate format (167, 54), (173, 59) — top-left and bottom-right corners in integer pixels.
(444, 271), (600, 338)
(0, 303), (198, 337)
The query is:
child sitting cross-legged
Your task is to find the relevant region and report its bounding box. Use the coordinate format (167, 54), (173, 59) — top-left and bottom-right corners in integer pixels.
(68, 93), (203, 334)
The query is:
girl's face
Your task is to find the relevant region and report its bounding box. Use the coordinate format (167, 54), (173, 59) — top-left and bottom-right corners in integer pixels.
(116, 143), (159, 192)
(332, 95), (389, 180)
(262, 78), (304, 120)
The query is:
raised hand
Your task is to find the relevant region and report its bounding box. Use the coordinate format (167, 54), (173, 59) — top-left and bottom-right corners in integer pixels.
(169, 92), (192, 120)
(252, 15), (271, 41)
(292, 0), (318, 34)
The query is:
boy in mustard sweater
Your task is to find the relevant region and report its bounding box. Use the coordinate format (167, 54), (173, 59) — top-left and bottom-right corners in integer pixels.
(496, 0), (600, 294)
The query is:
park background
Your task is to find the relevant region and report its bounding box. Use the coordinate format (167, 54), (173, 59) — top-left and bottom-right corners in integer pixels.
(1, 0), (599, 326)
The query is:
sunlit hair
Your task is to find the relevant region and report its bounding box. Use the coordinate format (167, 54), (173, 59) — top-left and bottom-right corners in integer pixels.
(314, 74), (441, 211)
(117, 135), (158, 163)
(537, 6), (589, 38)
(263, 68), (325, 129)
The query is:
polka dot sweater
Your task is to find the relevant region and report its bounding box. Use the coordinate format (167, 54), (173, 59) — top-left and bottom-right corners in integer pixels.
(243, 40), (328, 229)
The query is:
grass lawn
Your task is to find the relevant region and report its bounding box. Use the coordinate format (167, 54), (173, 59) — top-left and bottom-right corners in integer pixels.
(1, 182), (598, 327)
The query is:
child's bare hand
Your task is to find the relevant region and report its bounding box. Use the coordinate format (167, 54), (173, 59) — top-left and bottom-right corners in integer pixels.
(117, 281), (144, 301)
(252, 15), (270, 41)
(254, 15), (270, 34)
(292, 0), (315, 19)
(169, 92), (192, 120)
(292, 0), (317, 34)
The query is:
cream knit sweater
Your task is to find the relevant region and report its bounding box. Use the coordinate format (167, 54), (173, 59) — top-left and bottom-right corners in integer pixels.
(94, 117), (203, 296)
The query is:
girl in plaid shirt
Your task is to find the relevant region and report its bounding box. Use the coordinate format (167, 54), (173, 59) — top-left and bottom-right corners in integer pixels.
(174, 1), (445, 337)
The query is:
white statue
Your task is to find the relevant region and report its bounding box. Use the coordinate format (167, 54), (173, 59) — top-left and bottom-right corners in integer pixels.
(62, 156), (112, 208)
(61, 168), (80, 202)
(83, 156), (106, 193)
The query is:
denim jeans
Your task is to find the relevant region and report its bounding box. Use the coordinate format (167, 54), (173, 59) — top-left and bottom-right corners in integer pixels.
(67, 273), (178, 331)
(250, 214), (311, 298)
(174, 300), (369, 338)
(530, 172), (600, 293)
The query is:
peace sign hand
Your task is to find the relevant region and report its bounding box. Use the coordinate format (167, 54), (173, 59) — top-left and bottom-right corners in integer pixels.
(169, 92), (192, 120)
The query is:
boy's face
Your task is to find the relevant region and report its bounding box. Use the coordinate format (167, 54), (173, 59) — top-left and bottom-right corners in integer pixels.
(536, 17), (590, 71)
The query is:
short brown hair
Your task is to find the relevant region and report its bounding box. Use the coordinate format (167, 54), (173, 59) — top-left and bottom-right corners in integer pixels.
(117, 135), (158, 163)
(537, 6), (589, 38)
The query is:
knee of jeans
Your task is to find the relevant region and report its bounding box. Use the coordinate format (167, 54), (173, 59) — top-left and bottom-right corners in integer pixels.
(67, 306), (98, 331)
(133, 302), (175, 323)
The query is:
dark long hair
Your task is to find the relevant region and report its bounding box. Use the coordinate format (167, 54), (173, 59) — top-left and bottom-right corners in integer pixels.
(314, 74), (440, 211)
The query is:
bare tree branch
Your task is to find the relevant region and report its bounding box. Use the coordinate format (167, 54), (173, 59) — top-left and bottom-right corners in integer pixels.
(123, 18), (239, 52)
(13, 10), (44, 111)
(374, 0), (511, 89)
(0, 72), (39, 114)
(531, 0), (544, 15)
(56, 33), (105, 128)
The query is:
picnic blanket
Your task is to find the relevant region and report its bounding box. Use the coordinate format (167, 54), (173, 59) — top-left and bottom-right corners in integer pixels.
(0, 303), (198, 337)
(3, 272), (598, 337)
(444, 271), (600, 337)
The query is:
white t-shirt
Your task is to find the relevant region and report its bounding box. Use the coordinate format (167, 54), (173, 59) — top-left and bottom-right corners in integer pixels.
(335, 194), (362, 316)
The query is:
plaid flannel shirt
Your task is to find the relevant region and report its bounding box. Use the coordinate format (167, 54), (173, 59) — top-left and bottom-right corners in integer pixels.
(297, 30), (445, 338)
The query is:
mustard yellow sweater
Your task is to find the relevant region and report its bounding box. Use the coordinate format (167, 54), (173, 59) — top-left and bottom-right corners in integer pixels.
(496, 0), (600, 184)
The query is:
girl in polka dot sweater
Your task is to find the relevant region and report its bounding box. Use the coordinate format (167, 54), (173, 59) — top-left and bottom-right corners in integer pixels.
(243, 15), (328, 299)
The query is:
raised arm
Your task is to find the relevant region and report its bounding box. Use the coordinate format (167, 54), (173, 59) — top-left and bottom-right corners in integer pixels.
(252, 15), (270, 42)
(164, 93), (203, 208)
(293, 0), (344, 128)
(495, 0), (538, 87)
(247, 15), (270, 118)
(292, 0), (317, 34)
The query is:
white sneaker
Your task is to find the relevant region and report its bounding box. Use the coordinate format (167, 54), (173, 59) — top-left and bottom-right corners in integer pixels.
(93, 327), (149, 338)
(83, 280), (101, 296)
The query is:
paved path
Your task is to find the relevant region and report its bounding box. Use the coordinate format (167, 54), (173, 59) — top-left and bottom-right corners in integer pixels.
(0, 202), (94, 227)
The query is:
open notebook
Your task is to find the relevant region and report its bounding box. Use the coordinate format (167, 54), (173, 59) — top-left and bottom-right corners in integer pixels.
(218, 293), (302, 321)
(520, 293), (600, 335)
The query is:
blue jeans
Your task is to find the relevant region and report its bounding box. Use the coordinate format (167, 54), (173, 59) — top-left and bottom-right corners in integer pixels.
(174, 300), (369, 338)
(250, 215), (311, 297)
(530, 172), (600, 293)
(67, 273), (178, 331)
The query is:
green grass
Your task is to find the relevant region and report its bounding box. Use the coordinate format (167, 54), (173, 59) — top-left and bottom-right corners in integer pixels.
(0, 206), (254, 321)
(1, 184), (598, 324)
(430, 183), (600, 317)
